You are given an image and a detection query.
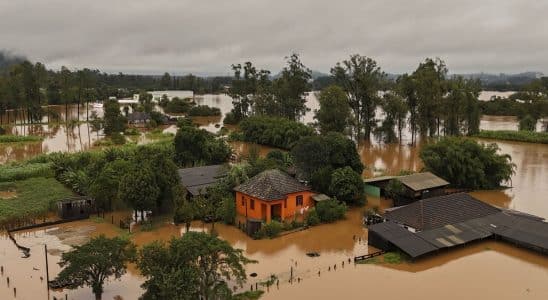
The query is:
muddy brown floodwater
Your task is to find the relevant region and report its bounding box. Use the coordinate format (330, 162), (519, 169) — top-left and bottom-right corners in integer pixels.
(1, 98), (548, 299)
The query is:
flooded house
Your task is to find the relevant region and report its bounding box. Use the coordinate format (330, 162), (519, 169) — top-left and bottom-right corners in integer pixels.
(57, 196), (95, 220)
(234, 169), (315, 233)
(127, 112), (151, 125)
(364, 172), (449, 206)
(368, 193), (548, 259)
(178, 164), (227, 199)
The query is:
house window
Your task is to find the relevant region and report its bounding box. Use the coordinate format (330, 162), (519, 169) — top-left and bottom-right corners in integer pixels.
(241, 197), (245, 206)
(284, 199), (287, 208)
(250, 199), (255, 210)
(296, 195), (303, 206)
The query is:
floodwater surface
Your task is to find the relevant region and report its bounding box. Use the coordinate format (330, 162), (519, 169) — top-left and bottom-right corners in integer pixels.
(1, 94), (547, 299)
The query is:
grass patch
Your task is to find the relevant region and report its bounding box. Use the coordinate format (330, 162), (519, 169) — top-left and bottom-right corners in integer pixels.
(383, 252), (407, 264)
(0, 162), (53, 182)
(356, 257), (380, 264)
(232, 290), (264, 300)
(145, 129), (174, 141)
(90, 216), (105, 223)
(0, 177), (73, 226)
(475, 130), (548, 144)
(0, 135), (43, 143)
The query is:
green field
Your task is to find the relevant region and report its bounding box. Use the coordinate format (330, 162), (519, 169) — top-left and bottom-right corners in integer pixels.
(0, 177), (74, 226)
(475, 130), (548, 144)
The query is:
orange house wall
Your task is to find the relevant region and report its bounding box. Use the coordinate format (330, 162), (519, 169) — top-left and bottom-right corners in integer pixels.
(235, 191), (315, 223)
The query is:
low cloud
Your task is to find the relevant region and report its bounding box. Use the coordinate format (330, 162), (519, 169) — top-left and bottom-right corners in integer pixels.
(1, 0), (546, 75)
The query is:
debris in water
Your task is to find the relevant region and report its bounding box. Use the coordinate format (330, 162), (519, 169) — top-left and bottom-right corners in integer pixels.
(306, 252), (320, 257)
(249, 272), (257, 277)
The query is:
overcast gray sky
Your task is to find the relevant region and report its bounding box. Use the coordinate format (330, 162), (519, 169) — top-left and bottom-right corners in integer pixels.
(1, 0), (547, 75)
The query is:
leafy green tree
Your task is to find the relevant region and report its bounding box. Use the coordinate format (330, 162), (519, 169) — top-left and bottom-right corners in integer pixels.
(238, 116), (315, 149)
(55, 235), (136, 300)
(397, 73), (419, 145)
(118, 167), (160, 220)
(376, 92), (407, 144)
(444, 76), (481, 136)
(291, 132), (364, 193)
(329, 167), (364, 205)
(314, 85), (352, 134)
(271, 53), (312, 121)
(164, 97), (192, 114)
(173, 125), (231, 166)
(103, 99), (127, 135)
(138, 232), (254, 300)
(412, 58), (448, 137)
(519, 115), (537, 131)
(138, 90), (154, 113)
(420, 137), (516, 189)
(161, 72), (172, 89)
(331, 55), (385, 140)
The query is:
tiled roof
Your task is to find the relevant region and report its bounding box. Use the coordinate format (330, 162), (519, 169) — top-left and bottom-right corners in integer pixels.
(384, 193), (501, 230)
(234, 169), (310, 201)
(178, 165), (227, 196)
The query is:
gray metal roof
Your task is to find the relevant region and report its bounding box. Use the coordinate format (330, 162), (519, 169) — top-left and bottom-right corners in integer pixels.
(368, 221), (438, 258)
(178, 165), (227, 196)
(385, 193), (500, 230)
(364, 176), (398, 183)
(234, 169), (310, 201)
(397, 172), (449, 191)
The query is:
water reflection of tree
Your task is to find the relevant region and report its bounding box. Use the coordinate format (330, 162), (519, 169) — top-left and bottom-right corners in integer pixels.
(358, 141), (422, 177)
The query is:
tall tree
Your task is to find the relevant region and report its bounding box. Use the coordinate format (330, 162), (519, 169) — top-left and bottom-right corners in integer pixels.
(397, 74), (419, 145)
(314, 85), (352, 134)
(228, 62), (270, 121)
(103, 99), (127, 135)
(444, 76), (481, 136)
(55, 235), (136, 300)
(376, 92), (407, 144)
(272, 53), (312, 121)
(331, 55), (385, 141)
(412, 58), (448, 137)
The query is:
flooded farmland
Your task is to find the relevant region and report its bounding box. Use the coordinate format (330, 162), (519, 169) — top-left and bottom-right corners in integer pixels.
(1, 94), (548, 299)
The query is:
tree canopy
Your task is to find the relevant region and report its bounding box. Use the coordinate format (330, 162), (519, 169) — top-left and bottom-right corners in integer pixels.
(55, 235), (136, 300)
(314, 85), (352, 134)
(138, 232), (254, 300)
(420, 137), (516, 189)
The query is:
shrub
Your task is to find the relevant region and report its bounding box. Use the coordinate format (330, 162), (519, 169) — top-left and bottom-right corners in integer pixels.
(110, 132), (126, 145)
(223, 112), (238, 125)
(0, 135), (43, 143)
(305, 209), (320, 226)
(0, 162), (53, 182)
(255, 221), (283, 239)
(315, 199), (347, 223)
(519, 115), (537, 131)
(187, 105), (221, 116)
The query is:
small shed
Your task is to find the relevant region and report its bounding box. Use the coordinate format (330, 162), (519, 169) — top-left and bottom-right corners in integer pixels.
(178, 165), (227, 198)
(127, 112), (150, 124)
(364, 176), (397, 197)
(57, 197), (95, 220)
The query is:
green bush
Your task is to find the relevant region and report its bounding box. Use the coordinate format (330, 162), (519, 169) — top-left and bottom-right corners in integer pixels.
(223, 112), (238, 125)
(239, 116), (315, 149)
(110, 132), (126, 145)
(305, 209), (320, 226)
(475, 130), (548, 144)
(124, 128), (140, 136)
(329, 167), (365, 205)
(315, 199), (347, 223)
(187, 105), (221, 116)
(255, 221), (283, 239)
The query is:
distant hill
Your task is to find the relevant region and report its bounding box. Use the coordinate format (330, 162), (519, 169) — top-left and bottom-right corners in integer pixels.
(0, 50), (26, 74)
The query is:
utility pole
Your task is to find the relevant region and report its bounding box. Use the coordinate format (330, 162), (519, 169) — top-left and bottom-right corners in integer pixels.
(45, 244), (50, 300)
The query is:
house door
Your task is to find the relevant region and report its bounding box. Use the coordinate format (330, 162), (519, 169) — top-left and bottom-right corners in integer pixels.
(261, 203), (267, 221)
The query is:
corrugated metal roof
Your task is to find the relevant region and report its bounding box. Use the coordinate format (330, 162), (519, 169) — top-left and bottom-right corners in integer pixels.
(397, 172), (449, 191)
(364, 176), (398, 183)
(368, 222), (438, 258)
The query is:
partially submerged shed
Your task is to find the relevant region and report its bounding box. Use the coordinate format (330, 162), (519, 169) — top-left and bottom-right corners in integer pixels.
(57, 196), (95, 220)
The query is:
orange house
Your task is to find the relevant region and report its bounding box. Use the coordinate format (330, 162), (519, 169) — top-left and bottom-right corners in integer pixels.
(234, 169), (315, 223)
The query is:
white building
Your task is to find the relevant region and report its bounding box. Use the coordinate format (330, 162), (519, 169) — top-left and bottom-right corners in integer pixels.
(148, 90), (194, 102)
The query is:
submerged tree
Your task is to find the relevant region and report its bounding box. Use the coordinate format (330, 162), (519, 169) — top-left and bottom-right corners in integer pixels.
(138, 232), (255, 300)
(376, 92), (408, 144)
(55, 235), (136, 300)
(331, 55), (385, 141)
(118, 167), (160, 220)
(272, 53), (312, 121)
(228, 62), (271, 121)
(314, 85), (352, 134)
